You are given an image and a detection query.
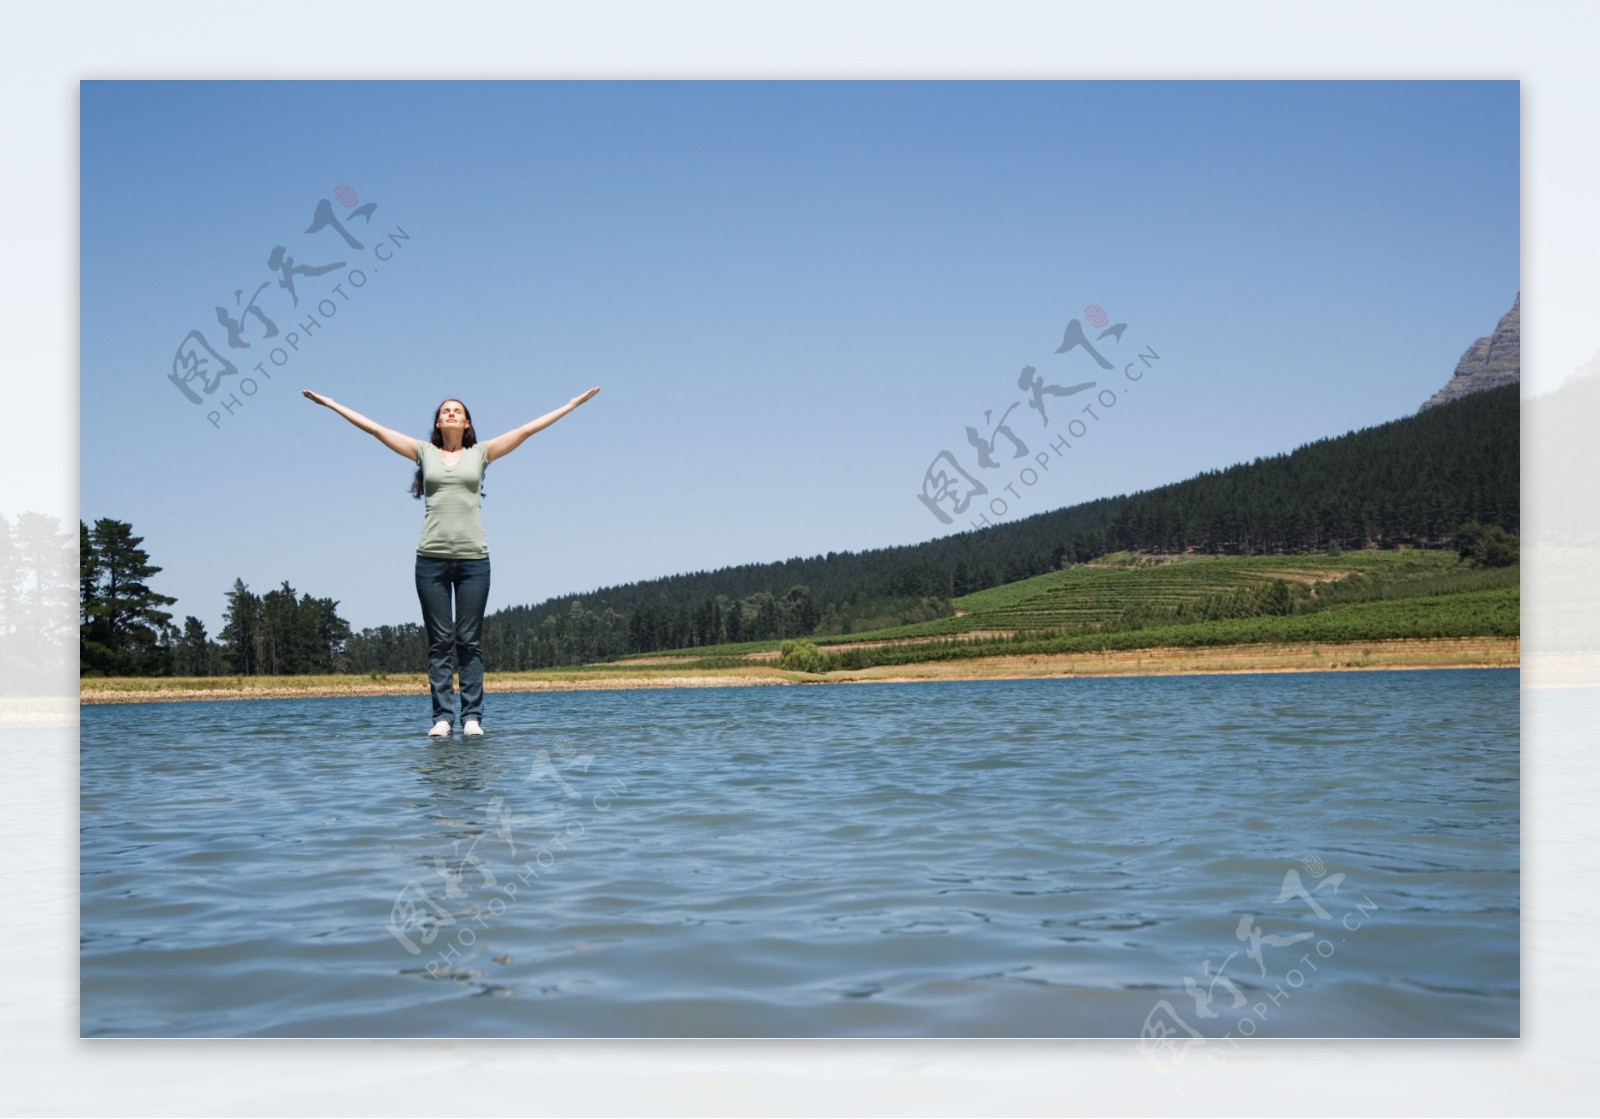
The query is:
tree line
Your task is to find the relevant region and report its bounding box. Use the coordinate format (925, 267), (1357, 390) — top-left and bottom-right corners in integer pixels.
(80, 518), (351, 677)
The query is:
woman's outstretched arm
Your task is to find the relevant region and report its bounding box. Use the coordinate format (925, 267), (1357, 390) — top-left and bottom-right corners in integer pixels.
(301, 390), (420, 461)
(481, 387), (601, 463)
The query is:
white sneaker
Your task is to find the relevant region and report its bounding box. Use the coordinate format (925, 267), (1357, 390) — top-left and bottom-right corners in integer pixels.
(428, 720), (452, 738)
(463, 719), (484, 737)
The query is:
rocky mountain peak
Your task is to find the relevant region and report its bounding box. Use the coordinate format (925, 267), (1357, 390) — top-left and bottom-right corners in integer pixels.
(1419, 293), (1520, 412)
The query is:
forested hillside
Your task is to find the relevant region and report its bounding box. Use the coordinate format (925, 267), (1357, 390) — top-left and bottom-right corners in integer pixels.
(342, 383), (1518, 672)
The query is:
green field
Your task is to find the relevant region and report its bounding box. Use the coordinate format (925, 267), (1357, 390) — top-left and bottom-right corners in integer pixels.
(618, 551), (1519, 670)
(963, 552), (1422, 621)
(822, 586), (1519, 671)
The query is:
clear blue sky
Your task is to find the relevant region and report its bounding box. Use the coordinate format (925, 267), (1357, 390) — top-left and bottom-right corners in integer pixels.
(80, 80), (1519, 635)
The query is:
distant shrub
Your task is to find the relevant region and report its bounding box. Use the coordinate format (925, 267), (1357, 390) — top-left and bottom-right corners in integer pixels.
(1456, 520), (1520, 568)
(778, 640), (834, 674)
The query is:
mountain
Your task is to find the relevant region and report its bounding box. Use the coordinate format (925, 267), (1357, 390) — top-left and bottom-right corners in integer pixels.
(1419, 294), (1520, 412)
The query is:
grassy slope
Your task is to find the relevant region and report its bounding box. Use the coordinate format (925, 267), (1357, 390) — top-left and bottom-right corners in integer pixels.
(620, 551), (1519, 666)
(822, 586), (1518, 669)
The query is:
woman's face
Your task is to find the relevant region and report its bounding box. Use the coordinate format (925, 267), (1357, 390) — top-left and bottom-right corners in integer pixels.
(437, 400), (469, 436)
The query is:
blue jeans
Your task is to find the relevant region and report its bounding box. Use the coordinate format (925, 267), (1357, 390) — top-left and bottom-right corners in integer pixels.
(415, 555), (491, 727)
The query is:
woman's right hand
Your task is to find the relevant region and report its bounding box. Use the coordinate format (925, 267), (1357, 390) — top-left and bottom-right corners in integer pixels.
(302, 390), (419, 461)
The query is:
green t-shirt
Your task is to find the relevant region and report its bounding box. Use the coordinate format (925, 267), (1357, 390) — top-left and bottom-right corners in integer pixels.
(414, 441), (490, 558)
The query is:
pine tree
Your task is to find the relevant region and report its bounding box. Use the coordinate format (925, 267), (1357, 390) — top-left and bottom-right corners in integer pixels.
(82, 518), (176, 675)
(176, 616), (213, 677)
(220, 578), (261, 675)
(79, 520), (114, 674)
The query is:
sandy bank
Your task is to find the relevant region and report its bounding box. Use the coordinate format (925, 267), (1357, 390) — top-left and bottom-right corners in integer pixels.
(77, 637), (1519, 706)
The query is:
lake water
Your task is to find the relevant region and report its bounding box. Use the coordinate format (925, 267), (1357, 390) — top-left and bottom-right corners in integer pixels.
(79, 670), (1519, 1038)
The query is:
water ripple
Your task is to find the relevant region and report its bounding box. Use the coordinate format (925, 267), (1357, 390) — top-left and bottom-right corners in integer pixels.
(81, 670), (1519, 1036)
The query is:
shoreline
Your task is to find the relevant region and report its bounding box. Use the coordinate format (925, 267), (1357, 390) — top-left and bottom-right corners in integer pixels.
(77, 637), (1521, 706)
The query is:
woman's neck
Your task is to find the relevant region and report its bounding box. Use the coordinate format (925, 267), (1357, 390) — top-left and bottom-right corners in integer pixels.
(440, 436), (464, 452)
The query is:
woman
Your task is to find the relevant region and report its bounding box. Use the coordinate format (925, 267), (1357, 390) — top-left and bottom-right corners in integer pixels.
(301, 386), (601, 737)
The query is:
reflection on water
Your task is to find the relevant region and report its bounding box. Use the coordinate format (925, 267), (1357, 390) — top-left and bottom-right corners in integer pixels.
(80, 670), (1518, 1037)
